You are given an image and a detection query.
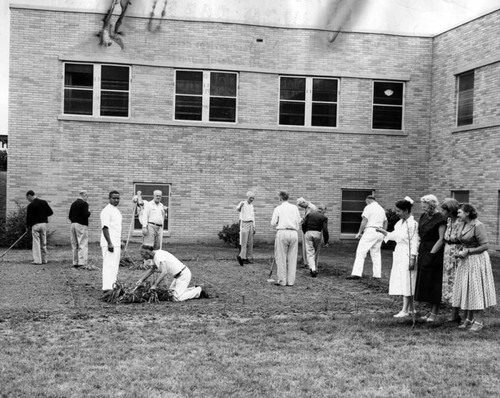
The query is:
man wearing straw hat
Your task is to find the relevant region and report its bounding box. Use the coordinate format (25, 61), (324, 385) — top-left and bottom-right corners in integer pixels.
(236, 191), (255, 266)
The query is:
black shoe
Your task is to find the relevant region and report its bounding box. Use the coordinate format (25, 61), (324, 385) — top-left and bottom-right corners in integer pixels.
(199, 287), (210, 299)
(345, 275), (361, 280)
(243, 259), (253, 264)
(310, 270), (318, 278)
(236, 255), (244, 266)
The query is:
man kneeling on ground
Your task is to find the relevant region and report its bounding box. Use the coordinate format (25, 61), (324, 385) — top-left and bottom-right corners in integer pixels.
(136, 245), (209, 301)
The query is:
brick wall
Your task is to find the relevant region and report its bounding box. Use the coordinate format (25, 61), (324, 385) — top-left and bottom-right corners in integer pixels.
(430, 10), (500, 248)
(8, 7), (433, 244)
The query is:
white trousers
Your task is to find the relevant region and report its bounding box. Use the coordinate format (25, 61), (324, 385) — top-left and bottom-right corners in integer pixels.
(144, 224), (163, 249)
(305, 230), (322, 271)
(102, 246), (121, 290)
(32, 223), (47, 264)
(238, 221), (254, 259)
(275, 230), (298, 286)
(169, 268), (202, 301)
(351, 228), (383, 278)
(70, 223), (88, 266)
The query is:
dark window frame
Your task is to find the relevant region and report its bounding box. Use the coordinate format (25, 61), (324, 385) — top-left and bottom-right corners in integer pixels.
(133, 183), (172, 232)
(372, 80), (404, 130)
(456, 71), (474, 127)
(341, 189), (374, 234)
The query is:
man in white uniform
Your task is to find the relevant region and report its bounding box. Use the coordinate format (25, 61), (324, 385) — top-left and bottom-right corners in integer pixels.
(136, 190), (167, 249)
(347, 195), (387, 280)
(236, 191), (255, 265)
(136, 245), (208, 301)
(271, 191), (302, 286)
(100, 190), (122, 291)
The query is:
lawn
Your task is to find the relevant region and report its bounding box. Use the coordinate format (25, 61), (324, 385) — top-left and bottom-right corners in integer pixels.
(0, 241), (499, 398)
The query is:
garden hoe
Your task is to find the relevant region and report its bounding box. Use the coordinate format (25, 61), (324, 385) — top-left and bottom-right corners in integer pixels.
(266, 256), (276, 283)
(0, 231), (28, 263)
(119, 200), (138, 268)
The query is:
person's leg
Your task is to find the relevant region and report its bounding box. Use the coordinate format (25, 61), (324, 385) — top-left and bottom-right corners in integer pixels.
(369, 234), (384, 278)
(351, 235), (371, 277)
(79, 225), (89, 266)
(304, 232), (316, 271)
(70, 223), (78, 266)
(171, 269), (201, 301)
(102, 246), (120, 290)
(275, 232), (287, 286)
(286, 231), (298, 286)
(246, 224), (254, 261)
(239, 223), (250, 259)
(31, 224), (42, 264)
(39, 223), (48, 264)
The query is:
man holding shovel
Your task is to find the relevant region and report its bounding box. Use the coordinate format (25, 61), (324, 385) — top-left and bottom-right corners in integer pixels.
(134, 190), (167, 250)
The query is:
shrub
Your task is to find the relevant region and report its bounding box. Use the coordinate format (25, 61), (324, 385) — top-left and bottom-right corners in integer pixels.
(0, 202), (32, 249)
(218, 223), (240, 247)
(381, 208), (399, 251)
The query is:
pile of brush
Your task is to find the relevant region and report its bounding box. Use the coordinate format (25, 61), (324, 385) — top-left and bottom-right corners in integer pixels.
(101, 281), (173, 304)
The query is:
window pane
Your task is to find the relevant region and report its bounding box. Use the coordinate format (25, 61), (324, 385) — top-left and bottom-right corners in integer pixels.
(101, 66), (129, 91)
(176, 71), (203, 95)
(374, 82), (403, 105)
(312, 79), (338, 102)
(312, 103), (337, 127)
(64, 89), (93, 115)
(210, 73), (236, 97)
(341, 221), (362, 234)
(458, 71), (474, 91)
(341, 190), (372, 234)
(372, 105), (402, 130)
(65, 64), (93, 88)
(175, 95), (202, 120)
(209, 97), (236, 122)
(451, 191), (469, 203)
(343, 190), (372, 201)
(279, 101), (305, 125)
(101, 91), (129, 117)
(280, 77), (305, 101)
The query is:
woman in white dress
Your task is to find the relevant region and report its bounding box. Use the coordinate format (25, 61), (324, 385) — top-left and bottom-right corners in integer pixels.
(377, 197), (420, 318)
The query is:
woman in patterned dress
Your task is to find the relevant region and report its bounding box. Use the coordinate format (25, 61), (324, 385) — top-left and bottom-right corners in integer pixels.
(377, 197), (420, 318)
(440, 198), (462, 322)
(414, 194), (447, 322)
(453, 203), (496, 332)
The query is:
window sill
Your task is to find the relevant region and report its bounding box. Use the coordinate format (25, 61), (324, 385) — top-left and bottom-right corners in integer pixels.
(452, 120), (500, 134)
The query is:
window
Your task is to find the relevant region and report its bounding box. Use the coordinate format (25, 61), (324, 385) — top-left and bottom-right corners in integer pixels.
(372, 81), (404, 130)
(456, 71), (474, 126)
(175, 70), (237, 123)
(341, 189), (373, 234)
(133, 183), (171, 231)
(451, 190), (469, 204)
(279, 76), (338, 127)
(64, 63), (130, 117)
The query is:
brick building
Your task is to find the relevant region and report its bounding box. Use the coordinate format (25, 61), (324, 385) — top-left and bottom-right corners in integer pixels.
(7, 5), (500, 249)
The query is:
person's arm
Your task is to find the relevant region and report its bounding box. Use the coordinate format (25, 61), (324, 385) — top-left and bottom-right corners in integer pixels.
(135, 268), (155, 286)
(84, 202), (91, 218)
(236, 201), (245, 212)
(457, 223), (489, 258)
(430, 224), (446, 254)
(141, 200), (149, 235)
(151, 261), (169, 289)
(102, 226), (114, 252)
(46, 202), (54, 218)
(355, 217), (368, 239)
(271, 208), (278, 227)
(301, 214), (309, 234)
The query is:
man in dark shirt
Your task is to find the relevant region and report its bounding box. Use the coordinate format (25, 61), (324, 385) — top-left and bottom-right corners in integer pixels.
(26, 190), (54, 264)
(301, 205), (329, 277)
(68, 190), (91, 268)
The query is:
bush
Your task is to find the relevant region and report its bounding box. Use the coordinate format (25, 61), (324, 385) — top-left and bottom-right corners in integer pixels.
(0, 202), (32, 249)
(218, 223), (240, 248)
(381, 208), (399, 251)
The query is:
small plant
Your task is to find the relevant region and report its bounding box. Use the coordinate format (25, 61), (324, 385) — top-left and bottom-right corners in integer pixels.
(0, 202), (31, 249)
(218, 223), (240, 248)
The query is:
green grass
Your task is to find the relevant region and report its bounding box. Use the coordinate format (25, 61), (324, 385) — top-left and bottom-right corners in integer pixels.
(0, 241), (499, 397)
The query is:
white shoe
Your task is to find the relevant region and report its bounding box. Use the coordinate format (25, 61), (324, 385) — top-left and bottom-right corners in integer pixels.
(393, 311), (410, 318)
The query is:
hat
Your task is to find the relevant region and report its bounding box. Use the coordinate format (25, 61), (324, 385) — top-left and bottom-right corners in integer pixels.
(366, 195), (376, 200)
(296, 197), (306, 205)
(246, 191), (255, 197)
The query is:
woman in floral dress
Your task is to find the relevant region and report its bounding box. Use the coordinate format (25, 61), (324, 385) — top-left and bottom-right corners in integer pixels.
(453, 203), (496, 332)
(440, 198), (462, 322)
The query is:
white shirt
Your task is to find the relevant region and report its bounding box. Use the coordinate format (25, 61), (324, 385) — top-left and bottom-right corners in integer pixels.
(237, 201), (255, 225)
(362, 201), (387, 229)
(100, 203), (122, 247)
(271, 201), (301, 231)
(384, 215), (420, 256)
(141, 200), (166, 226)
(153, 250), (185, 277)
